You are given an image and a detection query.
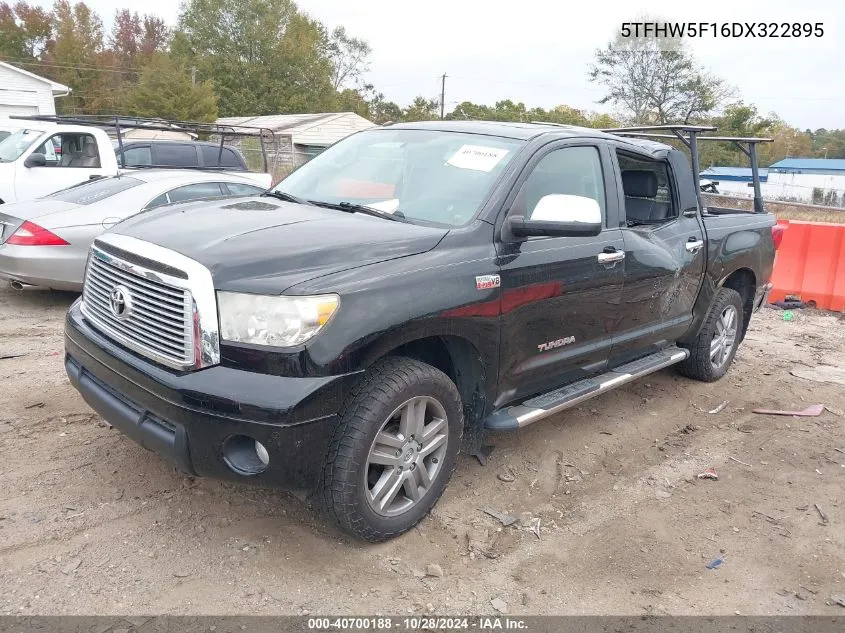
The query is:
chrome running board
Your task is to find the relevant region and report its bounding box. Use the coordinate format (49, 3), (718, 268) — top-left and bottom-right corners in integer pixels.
(484, 347), (690, 431)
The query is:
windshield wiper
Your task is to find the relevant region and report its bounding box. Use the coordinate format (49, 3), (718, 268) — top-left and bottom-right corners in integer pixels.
(262, 189), (310, 205)
(307, 200), (406, 222)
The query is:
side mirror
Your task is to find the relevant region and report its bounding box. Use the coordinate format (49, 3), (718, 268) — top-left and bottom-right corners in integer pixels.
(506, 194), (602, 238)
(24, 153), (47, 168)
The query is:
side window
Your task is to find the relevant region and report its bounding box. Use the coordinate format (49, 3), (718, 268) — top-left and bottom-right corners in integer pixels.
(201, 145), (243, 168)
(166, 182), (225, 203)
(154, 143), (199, 167)
(34, 134), (60, 166)
(617, 152), (677, 224)
(520, 146), (606, 221)
(145, 193), (170, 209)
(121, 146), (152, 167)
(224, 182), (265, 196)
(34, 133), (100, 168)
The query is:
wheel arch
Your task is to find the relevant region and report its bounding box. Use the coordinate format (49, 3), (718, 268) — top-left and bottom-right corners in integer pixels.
(381, 334), (490, 455)
(719, 267), (756, 340)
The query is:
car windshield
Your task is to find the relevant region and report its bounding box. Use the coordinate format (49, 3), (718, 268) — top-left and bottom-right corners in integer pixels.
(273, 129), (524, 227)
(0, 128), (44, 162)
(43, 176), (143, 205)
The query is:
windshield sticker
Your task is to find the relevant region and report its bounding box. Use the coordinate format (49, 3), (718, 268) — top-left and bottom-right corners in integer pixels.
(446, 145), (510, 172)
(365, 198), (400, 214)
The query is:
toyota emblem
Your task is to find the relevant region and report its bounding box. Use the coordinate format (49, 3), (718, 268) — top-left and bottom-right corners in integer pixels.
(109, 285), (132, 320)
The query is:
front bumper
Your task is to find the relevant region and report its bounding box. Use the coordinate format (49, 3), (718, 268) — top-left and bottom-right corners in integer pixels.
(65, 300), (360, 492)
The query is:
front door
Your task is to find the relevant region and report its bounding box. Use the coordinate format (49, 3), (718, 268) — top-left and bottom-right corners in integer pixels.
(610, 149), (706, 364)
(495, 142), (625, 407)
(16, 132), (109, 201)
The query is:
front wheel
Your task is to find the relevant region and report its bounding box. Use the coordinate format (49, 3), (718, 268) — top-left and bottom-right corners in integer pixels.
(319, 357), (463, 542)
(678, 287), (744, 382)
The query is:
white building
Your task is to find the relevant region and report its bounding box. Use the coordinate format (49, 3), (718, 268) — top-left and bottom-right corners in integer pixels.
(0, 62), (70, 117)
(764, 159), (845, 206)
(216, 112), (375, 170)
(702, 159), (845, 206)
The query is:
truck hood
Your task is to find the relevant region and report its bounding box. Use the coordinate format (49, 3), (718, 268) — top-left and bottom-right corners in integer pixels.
(109, 197), (449, 293)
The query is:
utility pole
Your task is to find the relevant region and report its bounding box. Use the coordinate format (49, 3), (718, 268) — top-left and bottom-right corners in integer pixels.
(191, 66), (197, 86)
(440, 73), (447, 120)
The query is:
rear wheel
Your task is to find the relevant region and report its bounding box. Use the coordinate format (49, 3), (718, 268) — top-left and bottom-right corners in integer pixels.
(678, 287), (744, 382)
(320, 357), (462, 542)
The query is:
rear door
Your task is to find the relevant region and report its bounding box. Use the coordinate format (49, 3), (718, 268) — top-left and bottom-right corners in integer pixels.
(496, 141), (625, 405)
(609, 148), (706, 364)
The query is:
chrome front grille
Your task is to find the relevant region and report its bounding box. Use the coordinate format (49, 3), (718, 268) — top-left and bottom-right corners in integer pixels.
(82, 246), (194, 369)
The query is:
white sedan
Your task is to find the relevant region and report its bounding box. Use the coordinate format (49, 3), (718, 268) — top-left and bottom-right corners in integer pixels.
(0, 170), (268, 291)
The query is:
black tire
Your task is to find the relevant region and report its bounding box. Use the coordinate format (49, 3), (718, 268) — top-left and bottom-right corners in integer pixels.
(319, 356), (463, 542)
(678, 287), (744, 382)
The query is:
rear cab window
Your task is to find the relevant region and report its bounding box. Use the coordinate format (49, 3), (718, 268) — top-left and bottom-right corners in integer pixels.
(153, 143), (199, 167)
(617, 151), (678, 225)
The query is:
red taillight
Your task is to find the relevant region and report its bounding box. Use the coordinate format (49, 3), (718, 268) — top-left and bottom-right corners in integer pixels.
(6, 221), (69, 246)
(772, 224), (786, 250)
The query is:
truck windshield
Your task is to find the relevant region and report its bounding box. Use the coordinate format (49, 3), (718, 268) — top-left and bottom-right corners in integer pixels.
(0, 129), (43, 163)
(273, 129), (524, 227)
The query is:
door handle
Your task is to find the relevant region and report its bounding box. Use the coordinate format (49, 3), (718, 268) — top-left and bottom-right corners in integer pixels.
(683, 208), (698, 218)
(598, 250), (625, 264)
(685, 238), (704, 253)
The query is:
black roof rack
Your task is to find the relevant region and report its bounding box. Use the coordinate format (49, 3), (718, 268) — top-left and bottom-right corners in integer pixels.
(9, 114), (276, 173)
(602, 124), (773, 214)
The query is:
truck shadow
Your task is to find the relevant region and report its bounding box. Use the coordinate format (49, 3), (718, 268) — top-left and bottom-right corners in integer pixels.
(0, 285), (79, 312)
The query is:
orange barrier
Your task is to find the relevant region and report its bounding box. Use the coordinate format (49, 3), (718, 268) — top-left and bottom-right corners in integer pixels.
(769, 220), (845, 312)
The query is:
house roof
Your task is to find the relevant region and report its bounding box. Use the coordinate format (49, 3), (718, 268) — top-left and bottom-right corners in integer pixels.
(768, 158), (845, 171)
(216, 112), (375, 147)
(0, 62), (70, 96)
(700, 166), (769, 182)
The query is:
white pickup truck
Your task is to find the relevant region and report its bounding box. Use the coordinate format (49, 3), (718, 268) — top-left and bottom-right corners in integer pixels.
(0, 119), (272, 204)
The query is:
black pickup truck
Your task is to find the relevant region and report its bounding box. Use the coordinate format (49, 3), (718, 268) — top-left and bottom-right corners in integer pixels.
(64, 121), (777, 541)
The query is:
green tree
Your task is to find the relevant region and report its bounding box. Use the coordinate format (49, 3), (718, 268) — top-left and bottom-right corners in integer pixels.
(173, 0), (343, 116)
(42, 0), (105, 113)
(403, 96), (439, 122)
(589, 16), (733, 124)
(124, 53), (218, 121)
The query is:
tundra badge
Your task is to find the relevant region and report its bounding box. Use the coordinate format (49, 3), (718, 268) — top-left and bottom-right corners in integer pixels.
(537, 336), (575, 352)
(476, 274), (501, 290)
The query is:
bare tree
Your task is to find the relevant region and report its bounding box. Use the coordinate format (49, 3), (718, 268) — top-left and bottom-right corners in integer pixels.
(589, 19), (734, 124)
(328, 25), (371, 90)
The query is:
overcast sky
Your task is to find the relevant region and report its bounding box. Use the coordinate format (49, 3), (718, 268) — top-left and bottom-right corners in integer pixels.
(33, 0), (843, 129)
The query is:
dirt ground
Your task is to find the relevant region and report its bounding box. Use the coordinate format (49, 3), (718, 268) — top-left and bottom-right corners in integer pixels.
(1, 285), (844, 616)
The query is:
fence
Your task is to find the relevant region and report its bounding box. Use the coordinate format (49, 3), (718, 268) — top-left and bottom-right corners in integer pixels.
(702, 193), (845, 224)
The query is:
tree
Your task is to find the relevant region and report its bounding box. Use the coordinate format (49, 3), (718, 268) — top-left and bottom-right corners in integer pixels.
(328, 25), (371, 90)
(173, 0), (345, 116)
(139, 15), (168, 60)
(368, 91), (403, 124)
(110, 9), (142, 71)
(43, 0), (105, 113)
(124, 53), (218, 121)
(0, 1), (52, 61)
(589, 17), (733, 124)
(403, 96), (439, 122)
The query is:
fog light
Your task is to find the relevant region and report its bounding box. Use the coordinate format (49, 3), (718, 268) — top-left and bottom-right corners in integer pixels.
(222, 435), (270, 475)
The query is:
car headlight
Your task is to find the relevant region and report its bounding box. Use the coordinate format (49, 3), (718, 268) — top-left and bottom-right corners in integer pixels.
(217, 292), (339, 347)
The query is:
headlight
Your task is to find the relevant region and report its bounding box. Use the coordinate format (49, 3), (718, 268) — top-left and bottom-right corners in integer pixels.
(218, 292), (339, 347)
